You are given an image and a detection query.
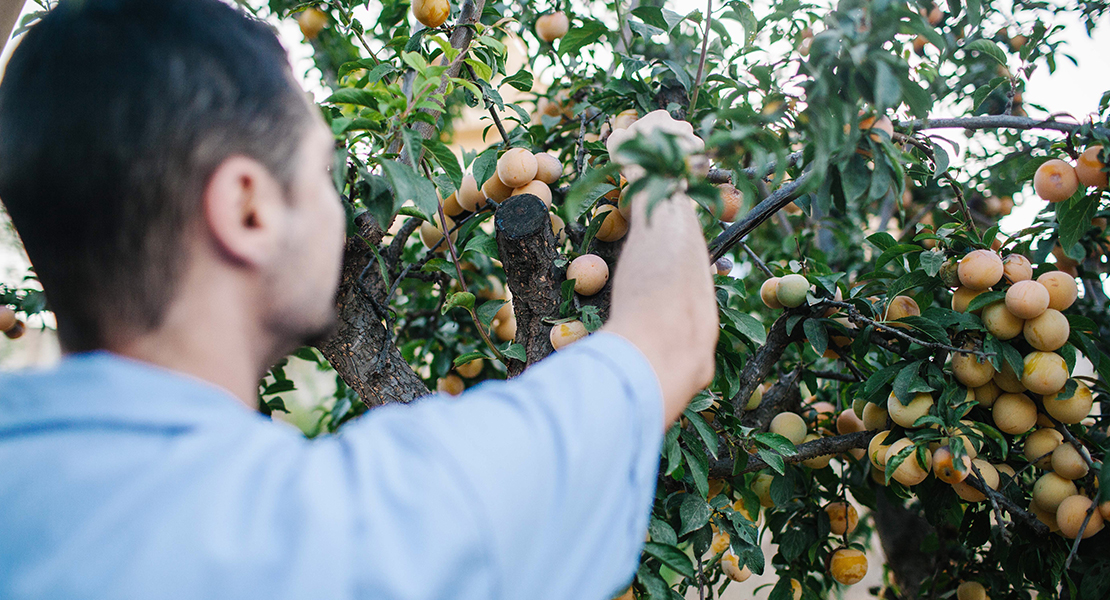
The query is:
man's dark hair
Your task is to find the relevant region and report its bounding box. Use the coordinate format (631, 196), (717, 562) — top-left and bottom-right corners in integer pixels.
(0, 0), (312, 351)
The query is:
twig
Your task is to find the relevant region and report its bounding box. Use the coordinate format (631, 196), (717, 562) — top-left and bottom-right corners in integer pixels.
(385, 205), (495, 302)
(1049, 415), (1098, 474)
(808, 369), (860, 382)
(393, 0), (490, 165)
(706, 151), (805, 184)
(820, 300), (995, 359)
(739, 242), (773, 277)
(726, 311), (808, 415)
(575, 111), (589, 176)
(898, 199), (939, 241)
(707, 430), (877, 477)
(688, 0), (712, 115)
(894, 132), (978, 239)
(1063, 503), (1098, 574)
(709, 171), (813, 262)
(333, 2), (382, 65)
(384, 217), (422, 267)
(464, 64), (510, 145)
(969, 460), (1011, 544)
(435, 198), (507, 363)
(838, 352), (870, 381)
(960, 469), (1049, 535)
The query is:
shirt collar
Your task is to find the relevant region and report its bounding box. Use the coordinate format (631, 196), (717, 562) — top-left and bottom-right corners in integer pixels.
(0, 351), (263, 430)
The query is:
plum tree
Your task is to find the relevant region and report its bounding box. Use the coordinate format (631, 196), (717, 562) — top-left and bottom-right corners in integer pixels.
(9, 0), (1110, 597)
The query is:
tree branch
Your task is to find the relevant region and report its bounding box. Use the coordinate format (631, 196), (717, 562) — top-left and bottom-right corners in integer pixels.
(708, 170), (813, 262)
(897, 115), (1110, 138)
(821, 299), (995, 359)
(707, 430), (876, 477)
(726, 310), (809, 415)
(315, 213), (430, 407)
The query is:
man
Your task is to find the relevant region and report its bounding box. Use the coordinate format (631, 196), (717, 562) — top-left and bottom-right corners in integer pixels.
(0, 1), (717, 598)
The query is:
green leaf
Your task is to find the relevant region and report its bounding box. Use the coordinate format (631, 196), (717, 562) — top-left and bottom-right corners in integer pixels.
(803, 318), (828, 356)
(264, 396), (289, 413)
(683, 409), (719, 459)
(471, 147), (499, 188)
(720, 308), (767, 345)
(875, 244), (923, 269)
(557, 19), (608, 56)
(678, 494), (712, 535)
(964, 39), (1008, 65)
(501, 69), (534, 92)
(664, 60), (692, 90)
(642, 542), (695, 579)
(380, 159), (439, 220)
(564, 165), (620, 221)
(453, 351), (490, 367)
(291, 347), (321, 363)
(1057, 193), (1100, 252)
(893, 360), (929, 403)
(756, 447), (787, 475)
(754, 431), (798, 456)
(649, 518), (678, 546)
(442, 291), (475, 314)
(423, 137), (463, 191)
(636, 563), (673, 600)
(884, 442), (914, 484)
(966, 290), (1007, 313)
(476, 299), (507, 328)
(867, 231), (897, 251)
(920, 249), (946, 276)
(463, 231), (499, 260)
(628, 19), (665, 39)
(894, 315), (950, 344)
(464, 57), (493, 83)
(421, 257), (457, 277)
(873, 60), (901, 111)
(683, 447), (709, 497)
(323, 88), (379, 107)
(499, 341), (527, 362)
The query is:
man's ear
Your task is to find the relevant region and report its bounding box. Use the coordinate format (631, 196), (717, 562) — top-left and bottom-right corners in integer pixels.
(202, 155), (287, 268)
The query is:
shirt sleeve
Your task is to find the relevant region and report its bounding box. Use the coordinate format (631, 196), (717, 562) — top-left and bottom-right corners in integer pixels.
(333, 332), (664, 600)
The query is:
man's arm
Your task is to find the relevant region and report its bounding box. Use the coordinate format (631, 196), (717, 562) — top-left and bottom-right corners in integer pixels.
(332, 332), (664, 600)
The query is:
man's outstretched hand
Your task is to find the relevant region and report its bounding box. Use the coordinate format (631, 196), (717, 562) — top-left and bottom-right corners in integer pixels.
(603, 187), (719, 428)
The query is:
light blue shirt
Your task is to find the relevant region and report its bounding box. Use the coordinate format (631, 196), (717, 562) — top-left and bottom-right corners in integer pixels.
(0, 332), (663, 600)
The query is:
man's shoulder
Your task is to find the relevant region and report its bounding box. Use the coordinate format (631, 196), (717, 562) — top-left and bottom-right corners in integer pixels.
(0, 352), (279, 437)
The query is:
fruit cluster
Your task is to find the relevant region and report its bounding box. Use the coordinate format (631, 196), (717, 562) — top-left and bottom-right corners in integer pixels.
(1033, 146), (1108, 203)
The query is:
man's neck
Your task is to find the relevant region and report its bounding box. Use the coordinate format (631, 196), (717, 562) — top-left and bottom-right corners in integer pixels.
(104, 274), (276, 410)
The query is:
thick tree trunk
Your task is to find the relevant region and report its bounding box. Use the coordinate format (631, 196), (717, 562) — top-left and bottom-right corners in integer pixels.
(494, 194), (563, 376)
(314, 213), (429, 407)
(874, 493), (939, 598)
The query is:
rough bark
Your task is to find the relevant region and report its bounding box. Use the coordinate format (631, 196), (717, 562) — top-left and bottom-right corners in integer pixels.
(874, 493), (939, 598)
(729, 310), (809, 416)
(314, 213), (429, 407)
(494, 194), (564, 376)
